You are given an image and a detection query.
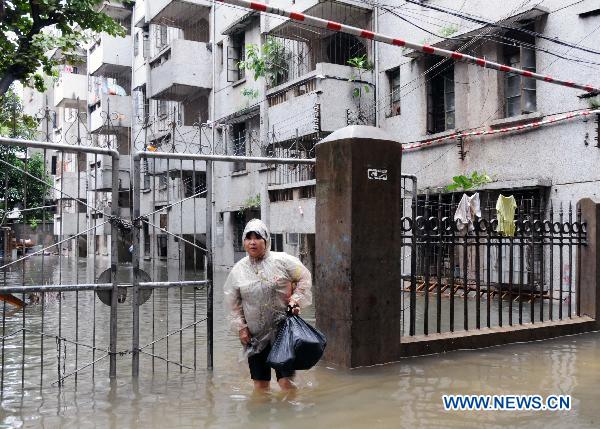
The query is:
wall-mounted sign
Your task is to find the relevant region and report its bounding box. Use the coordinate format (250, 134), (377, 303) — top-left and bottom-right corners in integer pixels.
(367, 169), (388, 181)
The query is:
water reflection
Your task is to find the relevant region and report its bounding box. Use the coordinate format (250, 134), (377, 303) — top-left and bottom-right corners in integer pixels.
(1, 256), (599, 428)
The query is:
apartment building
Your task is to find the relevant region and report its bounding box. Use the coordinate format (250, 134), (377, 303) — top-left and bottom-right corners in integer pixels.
(20, 0), (600, 273)
(22, 48), (90, 256)
(377, 0), (600, 207)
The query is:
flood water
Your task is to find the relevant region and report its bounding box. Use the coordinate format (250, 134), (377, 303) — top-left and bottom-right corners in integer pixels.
(1, 256), (600, 428)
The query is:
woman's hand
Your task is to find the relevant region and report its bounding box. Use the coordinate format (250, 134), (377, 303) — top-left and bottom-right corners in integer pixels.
(289, 300), (300, 316)
(239, 327), (251, 345)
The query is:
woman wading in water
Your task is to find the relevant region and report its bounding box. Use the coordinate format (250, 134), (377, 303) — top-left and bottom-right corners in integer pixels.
(224, 219), (312, 391)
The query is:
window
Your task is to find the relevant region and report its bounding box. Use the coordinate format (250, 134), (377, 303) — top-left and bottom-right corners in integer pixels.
(51, 156), (58, 175)
(158, 173), (168, 190)
(157, 235), (167, 257)
(158, 25), (168, 50)
(388, 68), (401, 116)
(233, 212), (246, 252)
(217, 41), (224, 74)
(134, 32), (139, 57)
(142, 26), (150, 59)
(269, 188), (294, 202)
(299, 185), (315, 199)
(182, 171), (207, 198)
(504, 32), (536, 117)
(286, 233), (299, 246)
(227, 32), (245, 82)
(426, 64), (455, 133)
(158, 100), (168, 118)
(271, 233), (284, 252)
(232, 122), (246, 172)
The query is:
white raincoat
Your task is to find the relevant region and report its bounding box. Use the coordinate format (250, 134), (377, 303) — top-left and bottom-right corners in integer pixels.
(224, 219), (312, 356)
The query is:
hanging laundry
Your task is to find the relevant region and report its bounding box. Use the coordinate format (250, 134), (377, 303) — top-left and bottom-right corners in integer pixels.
(496, 194), (517, 237)
(454, 192), (481, 234)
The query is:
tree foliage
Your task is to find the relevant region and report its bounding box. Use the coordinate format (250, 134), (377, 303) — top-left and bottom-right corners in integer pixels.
(238, 37), (291, 87)
(446, 171), (492, 191)
(348, 55), (374, 98)
(0, 0), (126, 95)
(0, 89), (51, 223)
(0, 88), (38, 138)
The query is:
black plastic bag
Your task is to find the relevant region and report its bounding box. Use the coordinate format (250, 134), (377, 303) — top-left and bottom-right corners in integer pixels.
(267, 315), (327, 371)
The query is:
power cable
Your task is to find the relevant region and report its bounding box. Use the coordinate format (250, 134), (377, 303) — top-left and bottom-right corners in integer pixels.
(368, 0), (600, 55)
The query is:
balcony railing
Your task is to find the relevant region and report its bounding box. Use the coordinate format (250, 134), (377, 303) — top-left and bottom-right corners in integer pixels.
(89, 94), (132, 134)
(267, 63), (375, 141)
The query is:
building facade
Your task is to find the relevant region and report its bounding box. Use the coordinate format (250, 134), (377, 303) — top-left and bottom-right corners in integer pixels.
(21, 0), (600, 273)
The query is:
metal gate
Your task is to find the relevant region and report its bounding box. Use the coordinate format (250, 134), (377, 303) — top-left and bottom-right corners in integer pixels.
(0, 135), (316, 392)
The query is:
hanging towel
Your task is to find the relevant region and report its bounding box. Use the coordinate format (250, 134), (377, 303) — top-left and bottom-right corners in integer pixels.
(496, 194), (517, 237)
(454, 193), (481, 234)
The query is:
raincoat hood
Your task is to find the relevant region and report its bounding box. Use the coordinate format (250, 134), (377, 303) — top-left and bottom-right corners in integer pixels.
(242, 219), (271, 256)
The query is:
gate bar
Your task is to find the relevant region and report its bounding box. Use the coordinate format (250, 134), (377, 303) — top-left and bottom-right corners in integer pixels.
(110, 156), (120, 378)
(132, 155), (141, 377)
(0, 136), (119, 157)
(135, 151), (315, 164)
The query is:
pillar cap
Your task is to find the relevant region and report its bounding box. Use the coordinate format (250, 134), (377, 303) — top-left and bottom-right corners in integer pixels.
(318, 125), (400, 145)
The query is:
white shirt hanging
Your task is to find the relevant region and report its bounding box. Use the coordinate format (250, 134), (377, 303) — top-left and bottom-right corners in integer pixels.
(454, 193), (481, 234)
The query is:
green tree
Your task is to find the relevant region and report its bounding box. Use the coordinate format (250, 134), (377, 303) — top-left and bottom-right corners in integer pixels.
(0, 89), (51, 223)
(446, 171), (493, 191)
(0, 0), (126, 95)
(238, 37), (290, 87)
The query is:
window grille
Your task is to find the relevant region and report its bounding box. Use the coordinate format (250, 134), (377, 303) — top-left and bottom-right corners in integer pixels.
(427, 64), (455, 133)
(388, 68), (401, 117)
(504, 33), (536, 118)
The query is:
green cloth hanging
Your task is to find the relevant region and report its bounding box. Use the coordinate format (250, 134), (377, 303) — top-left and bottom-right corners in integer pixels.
(496, 194), (517, 237)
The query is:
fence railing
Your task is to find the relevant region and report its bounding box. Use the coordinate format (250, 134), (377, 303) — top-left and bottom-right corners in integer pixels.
(401, 195), (586, 336)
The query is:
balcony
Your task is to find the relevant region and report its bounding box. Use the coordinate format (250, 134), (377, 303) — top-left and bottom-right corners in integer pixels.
(89, 94), (132, 134)
(54, 172), (87, 201)
(147, 0), (211, 27)
(96, 1), (133, 20)
(89, 156), (131, 191)
(53, 73), (87, 109)
(266, 63), (375, 141)
(53, 213), (88, 236)
(148, 119), (212, 156)
(148, 39), (212, 101)
(89, 34), (132, 78)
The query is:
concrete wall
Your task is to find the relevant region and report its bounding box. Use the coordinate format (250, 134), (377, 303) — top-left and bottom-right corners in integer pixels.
(53, 73), (87, 109)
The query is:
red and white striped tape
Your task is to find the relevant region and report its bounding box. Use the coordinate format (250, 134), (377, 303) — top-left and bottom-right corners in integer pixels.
(217, 0), (600, 93)
(402, 109), (600, 151)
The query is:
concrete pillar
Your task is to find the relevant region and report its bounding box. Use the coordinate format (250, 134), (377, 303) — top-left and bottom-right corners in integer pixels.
(315, 125), (403, 368)
(579, 198), (600, 327)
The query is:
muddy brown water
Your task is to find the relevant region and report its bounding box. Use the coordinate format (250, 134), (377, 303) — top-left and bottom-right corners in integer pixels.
(1, 256), (599, 428)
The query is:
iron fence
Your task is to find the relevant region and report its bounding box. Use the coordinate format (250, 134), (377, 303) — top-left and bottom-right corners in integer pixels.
(401, 192), (587, 336)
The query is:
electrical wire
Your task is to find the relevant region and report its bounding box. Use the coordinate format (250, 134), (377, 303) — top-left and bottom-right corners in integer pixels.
(367, 0), (600, 55)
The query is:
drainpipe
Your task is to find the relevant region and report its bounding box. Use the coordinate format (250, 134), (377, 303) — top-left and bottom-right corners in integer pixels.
(374, 5), (379, 128)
